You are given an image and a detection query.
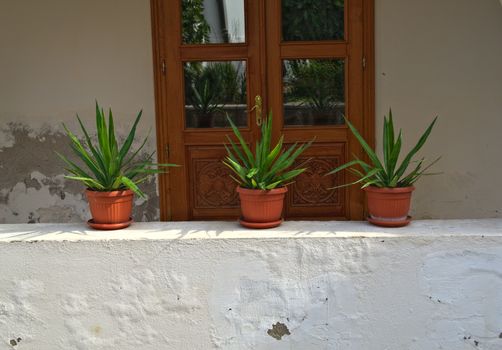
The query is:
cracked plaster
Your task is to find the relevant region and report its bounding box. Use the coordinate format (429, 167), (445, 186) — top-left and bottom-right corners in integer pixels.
(0, 123), (160, 224)
(0, 220), (501, 349)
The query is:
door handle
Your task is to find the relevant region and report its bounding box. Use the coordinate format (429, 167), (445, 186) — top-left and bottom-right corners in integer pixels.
(254, 95), (263, 126)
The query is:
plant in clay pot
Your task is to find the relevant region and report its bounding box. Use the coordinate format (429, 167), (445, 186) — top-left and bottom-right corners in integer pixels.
(57, 102), (175, 230)
(327, 110), (439, 227)
(223, 97), (312, 228)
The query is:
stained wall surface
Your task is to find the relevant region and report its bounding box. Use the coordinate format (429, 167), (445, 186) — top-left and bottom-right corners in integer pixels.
(0, 0), (158, 223)
(1, 0), (502, 222)
(1, 220), (502, 349)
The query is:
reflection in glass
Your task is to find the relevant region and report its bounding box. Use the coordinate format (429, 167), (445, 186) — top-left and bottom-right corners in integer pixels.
(182, 0), (245, 44)
(282, 0), (344, 41)
(184, 61), (247, 128)
(283, 59), (345, 126)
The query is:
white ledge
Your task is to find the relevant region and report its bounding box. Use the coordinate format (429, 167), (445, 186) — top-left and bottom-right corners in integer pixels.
(1, 219), (501, 242)
(2, 219), (502, 348)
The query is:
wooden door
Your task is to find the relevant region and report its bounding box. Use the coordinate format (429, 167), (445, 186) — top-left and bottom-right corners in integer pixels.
(151, 0), (374, 221)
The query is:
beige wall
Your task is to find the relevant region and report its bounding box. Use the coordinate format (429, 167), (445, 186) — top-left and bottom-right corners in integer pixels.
(0, 0), (501, 222)
(0, 0), (155, 129)
(0, 0), (158, 223)
(375, 0), (502, 218)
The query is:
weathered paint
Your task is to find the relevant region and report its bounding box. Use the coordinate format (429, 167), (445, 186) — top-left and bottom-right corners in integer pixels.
(0, 0), (158, 224)
(0, 220), (502, 349)
(0, 123), (160, 223)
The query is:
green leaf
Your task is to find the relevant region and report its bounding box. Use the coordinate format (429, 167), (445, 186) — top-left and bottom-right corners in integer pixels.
(386, 130), (402, 180)
(108, 108), (117, 154)
(264, 135), (284, 170)
(107, 108), (120, 179)
(277, 168), (307, 182)
(122, 129), (149, 168)
(392, 116), (438, 185)
(75, 115), (106, 175)
(326, 159), (369, 176)
(264, 180), (283, 189)
(329, 168), (380, 189)
(226, 114), (254, 166)
(56, 151), (88, 174)
(62, 124), (106, 183)
(96, 102), (111, 166)
(262, 143), (298, 181)
(345, 116), (383, 170)
(387, 109), (395, 154)
(246, 168), (259, 178)
(223, 158), (248, 183)
(119, 110), (143, 163)
(399, 156), (442, 186)
(226, 135), (250, 168)
(120, 175), (144, 197)
(64, 176), (105, 190)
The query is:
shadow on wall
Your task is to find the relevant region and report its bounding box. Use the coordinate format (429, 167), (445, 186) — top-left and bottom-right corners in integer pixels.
(0, 123), (160, 224)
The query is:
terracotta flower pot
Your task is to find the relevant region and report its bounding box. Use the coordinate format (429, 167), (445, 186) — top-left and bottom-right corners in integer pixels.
(237, 186), (287, 229)
(85, 189), (134, 229)
(364, 186), (415, 227)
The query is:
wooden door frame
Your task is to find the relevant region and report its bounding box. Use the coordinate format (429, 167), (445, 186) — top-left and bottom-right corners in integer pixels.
(150, 0), (375, 221)
(150, 0), (171, 220)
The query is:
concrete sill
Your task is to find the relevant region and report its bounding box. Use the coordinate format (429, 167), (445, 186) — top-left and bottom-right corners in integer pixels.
(2, 219), (502, 349)
(1, 219), (501, 242)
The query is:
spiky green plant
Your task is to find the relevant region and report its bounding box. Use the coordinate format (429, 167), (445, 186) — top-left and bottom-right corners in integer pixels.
(57, 102), (176, 197)
(327, 110), (440, 188)
(223, 108), (312, 190)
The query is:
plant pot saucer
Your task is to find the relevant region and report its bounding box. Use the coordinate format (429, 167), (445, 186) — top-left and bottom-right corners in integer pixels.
(87, 217), (133, 230)
(239, 218), (283, 229)
(367, 215), (412, 228)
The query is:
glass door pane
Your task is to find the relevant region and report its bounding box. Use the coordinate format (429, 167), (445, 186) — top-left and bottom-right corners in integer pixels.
(182, 0), (246, 44)
(283, 59), (345, 126)
(282, 0), (344, 41)
(184, 61), (247, 128)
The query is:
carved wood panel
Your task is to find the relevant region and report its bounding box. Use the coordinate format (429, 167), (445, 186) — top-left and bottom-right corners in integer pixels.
(291, 156), (341, 206)
(286, 142), (346, 218)
(188, 146), (240, 219)
(192, 159), (239, 208)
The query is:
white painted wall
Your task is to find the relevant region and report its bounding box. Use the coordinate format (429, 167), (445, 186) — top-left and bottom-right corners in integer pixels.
(375, 0), (502, 218)
(1, 220), (502, 349)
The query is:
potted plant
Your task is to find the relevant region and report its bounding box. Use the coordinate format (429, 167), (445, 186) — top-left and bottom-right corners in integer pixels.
(327, 110), (439, 227)
(223, 101), (312, 228)
(57, 102), (175, 230)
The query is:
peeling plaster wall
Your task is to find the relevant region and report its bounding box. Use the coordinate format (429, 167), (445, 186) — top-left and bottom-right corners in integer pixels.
(376, 0), (502, 218)
(1, 220), (502, 349)
(0, 0), (158, 223)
